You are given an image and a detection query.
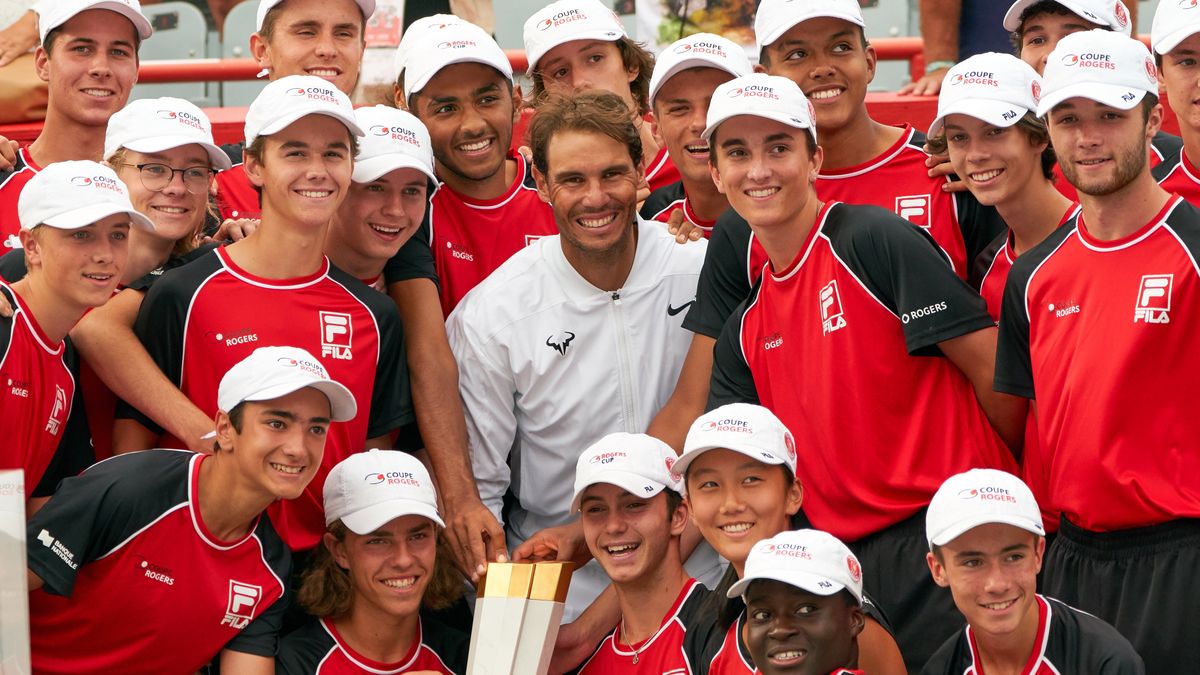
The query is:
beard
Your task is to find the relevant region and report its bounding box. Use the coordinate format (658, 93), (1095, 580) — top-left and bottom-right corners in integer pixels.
(1058, 134), (1147, 197)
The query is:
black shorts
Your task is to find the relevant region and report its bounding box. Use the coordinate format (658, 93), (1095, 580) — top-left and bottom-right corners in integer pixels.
(848, 509), (963, 672)
(1043, 516), (1200, 674)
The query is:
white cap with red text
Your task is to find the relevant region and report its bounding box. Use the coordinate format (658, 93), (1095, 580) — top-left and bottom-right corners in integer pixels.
(727, 529), (864, 605)
(352, 105), (437, 184)
(926, 469), (1045, 548)
(393, 13), (466, 82)
(255, 0), (375, 31)
(649, 33), (753, 108)
(1151, 0), (1200, 55)
(675, 403), (798, 482)
(37, 0), (153, 44)
(929, 53), (1043, 137)
(18, 160), (153, 232)
(401, 20), (512, 100)
(1036, 29), (1159, 115)
(570, 432), (682, 512)
(703, 73), (818, 143)
(244, 75), (363, 145)
(324, 449), (444, 534)
(754, 0), (864, 52)
(523, 0), (626, 76)
(1003, 0), (1132, 35)
(105, 97), (232, 170)
(216, 345), (357, 421)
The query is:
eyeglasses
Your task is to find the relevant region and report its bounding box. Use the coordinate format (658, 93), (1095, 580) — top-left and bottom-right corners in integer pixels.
(120, 162), (215, 194)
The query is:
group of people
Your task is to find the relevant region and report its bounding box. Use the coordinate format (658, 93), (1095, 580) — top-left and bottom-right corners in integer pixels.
(1, 0), (1196, 673)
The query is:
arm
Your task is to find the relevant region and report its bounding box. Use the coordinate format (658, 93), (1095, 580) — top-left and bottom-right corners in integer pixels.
(550, 584), (620, 674)
(27, 569), (42, 592)
(0, 10), (37, 68)
(939, 326), (1027, 455)
(389, 278), (507, 580)
(900, 0), (960, 96)
(859, 618), (908, 675)
(646, 333), (715, 451)
(219, 650), (274, 675)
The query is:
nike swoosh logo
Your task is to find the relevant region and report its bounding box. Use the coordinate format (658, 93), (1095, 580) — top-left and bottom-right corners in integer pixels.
(667, 300), (695, 316)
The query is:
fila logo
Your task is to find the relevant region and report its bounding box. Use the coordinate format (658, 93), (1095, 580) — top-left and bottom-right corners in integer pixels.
(895, 195), (930, 228)
(320, 312), (353, 360)
(220, 580), (263, 629)
(819, 280), (847, 335)
(1134, 274), (1173, 324)
(45, 385), (67, 435)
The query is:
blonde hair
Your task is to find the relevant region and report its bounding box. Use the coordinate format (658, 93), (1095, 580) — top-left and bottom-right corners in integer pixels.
(106, 147), (213, 255)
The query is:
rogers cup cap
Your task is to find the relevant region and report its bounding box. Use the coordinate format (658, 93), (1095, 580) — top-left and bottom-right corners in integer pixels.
(352, 105), (437, 184)
(570, 433), (682, 512)
(18, 160), (153, 232)
(1152, 0), (1200, 55)
(929, 53), (1043, 137)
(393, 13), (466, 81)
(523, 0), (626, 76)
(1036, 30), (1158, 116)
(1003, 0), (1132, 35)
(401, 20), (512, 100)
(217, 346), (357, 421)
(324, 449), (444, 533)
(649, 33), (753, 108)
(727, 529), (864, 605)
(37, 0), (153, 44)
(704, 73), (817, 143)
(676, 403), (798, 485)
(105, 97), (232, 170)
(926, 469), (1045, 548)
(256, 0), (375, 31)
(754, 0), (864, 52)
(244, 75), (363, 145)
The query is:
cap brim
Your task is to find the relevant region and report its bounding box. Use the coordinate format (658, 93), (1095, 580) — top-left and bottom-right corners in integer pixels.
(1153, 25), (1200, 55)
(570, 471), (668, 512)
(1002, 0), (1039, 32)
(758, 12), (864, 51)
(352, 154), (438, 184)
(527, 28), (626, 75)
(727, 570), (853, 602)
(703, 110), (817, 143)
(650, 58), (742, 107)
(1036, 82), (1146, 116)
(673, 443), (788, 491)
(407, 54), (513, 99)
(341, 499), (444, 534)
(241, 379), (358, 422)
(254, 110), (365, 144)
(39, 203), (155, 232)
(122, 136), (234, 171)
(929, 99), (1029, 137)
(929, 514), (1046, 547)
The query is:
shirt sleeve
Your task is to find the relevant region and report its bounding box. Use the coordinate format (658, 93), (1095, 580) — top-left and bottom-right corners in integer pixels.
(383, 212), (438, 286)
(115, 274), (190, 432)
(707, 303), (760, 410)
(366, 300), (417, 438)
(223, 570), (290, 657)
(31, 369), (94, 498)
(994, 262), (1036, 399)
(684, 210), (754, 339)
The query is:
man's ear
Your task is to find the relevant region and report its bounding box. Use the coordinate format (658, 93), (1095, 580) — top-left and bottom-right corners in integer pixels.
(709, 161), (726, 195)
(650, 110), (665, 149)
(926, 551), (950, 588)
(532, 163), (551, 205)
(325, 531), (351, 569)
(864, 43), (878, 85)
(20, 229), (42, 269)
(214, 409), (237, 452)
(849, 605), (866, 638)
(249, 32), (271, 73)
(669, 498), (689, 537)
(243, 150), (265, 188)
(34, 46), (50, 83)
(513, 83), (526, 126)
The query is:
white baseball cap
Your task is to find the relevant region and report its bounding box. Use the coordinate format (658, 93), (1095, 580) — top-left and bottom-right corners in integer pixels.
(1003, 0), (1132, 35)
(649, 33), (753, 108)
(570, 433), (682, 512)
(929, 53), (1043, 137)
(401, 21), (512, 101)
(324, 449), (444, 534)
(754, 0), (864, 52)
(217, 346), (357, 421)
(255, 0), (375, 31)
(675, 403), (798, 484)
(926, 469), (1045, 548)
(523, 0), (627, 76)
(18, 160), (153, 232)
(1036, 29), (1159, 116)
(37, 0), (153, 45)
(244, 75), (363, 146)
(727, 529), (864, 605)
(393, 13), (466, 83)
(1152, 0), (1200, 55)
(105, 98), (232, 171)
(352, 105), (437, 185)
(703, 73), (818, 143)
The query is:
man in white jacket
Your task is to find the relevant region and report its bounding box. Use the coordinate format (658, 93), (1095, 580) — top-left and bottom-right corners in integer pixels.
(446, 90), (713, 619)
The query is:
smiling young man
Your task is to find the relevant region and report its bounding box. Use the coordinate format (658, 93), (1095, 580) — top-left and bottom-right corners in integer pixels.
(27, 345), (357, 675)
(924, 470), (1144, 675)
(0, 0), (151, 249)
(995, 30), (1200, 674)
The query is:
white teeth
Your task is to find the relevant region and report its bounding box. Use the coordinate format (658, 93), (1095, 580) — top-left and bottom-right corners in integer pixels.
(1080, 159), (1106, 166)
(970, 169), (1003, 181)
(720, 522), (752, 533)
(270, 462), (303, 475)
(83, 274), (112, 280)
(382, 577), (416, 589)
(746, 188), (779, 198)
(307, 69), (339, 77)
(774, 651), (804, 660)
(297, 190), (332, 198)
(82, 89), (113, 97)
(153, 206), (187, 214)
(370, 224), (401, 234)
(686, 144), (709, 153)
(459, 139), (491, 152)
(605, 544), (638, 554)
(982, 599), (1017, 610)
(579, 214), (616, 228)
(809, 88), (842, 100)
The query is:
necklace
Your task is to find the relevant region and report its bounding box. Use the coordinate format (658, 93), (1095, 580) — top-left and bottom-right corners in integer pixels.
(620, 617), (650, 665)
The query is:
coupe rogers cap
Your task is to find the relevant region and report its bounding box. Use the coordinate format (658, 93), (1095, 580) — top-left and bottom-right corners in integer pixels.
(244, 75), (363, 146)
(754, 0), (864, 52)
(929, 53), (1043, 137)
(351, 105), (437, 184)
(37, 0), (153, 44)
(255, 0), (375, 31)
(1152, 0), (1200, 55)
(1036, 30), (1159, 116)
(570, 433), (682, 512)
(217, 346), (357, 422)
(393, 13), (466, 81)
(926, 469), (1045, 548)
(18, 160), (153, 232)
(1003, 0), (1132, 35)
(727, 529), (864, 605)
(676, 403), (798, 483)
(649, 33), (753, 108)
(324, 449), (444, 534)
(523, 0), (626, 76)
(105, 97), (232, 171)
(401, 20), (512, 100)
(703, 73), (818, 143)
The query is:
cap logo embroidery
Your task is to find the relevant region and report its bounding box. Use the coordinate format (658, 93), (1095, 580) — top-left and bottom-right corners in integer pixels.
(846, 555), (862, 582)
(1031, 80), (1041, 103)
(590, 451), (627, 464)
(370, 124), (422, 146)
(701, 419), (752, 433)
(158, 109), (204, 130)
(1068, 53), (1116, 70)
(1114, 1), (1128, 26)
(286, 86), (339, 102)
(681, 41), (727, 57)
(70, 176), (92, 187)
(957, 486), (1017, 502)
(950, 71), (998, 87)
(1145, 57), (1158, 83)
(437, 40), (477, 49)
(765, 543), (812, 559)
(1181, 0), (1199, 9)
(732, 84), (779, 100)
(365, 472), (386, 484)
(783, 431), (797, 463)
(540, 9), (585, 31)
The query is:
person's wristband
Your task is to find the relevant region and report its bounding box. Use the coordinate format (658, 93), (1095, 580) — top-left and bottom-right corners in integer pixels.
(925, 60), (956, 75)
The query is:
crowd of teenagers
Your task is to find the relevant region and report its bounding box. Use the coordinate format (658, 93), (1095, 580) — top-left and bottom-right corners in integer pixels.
(1, 0), (1196, 672)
